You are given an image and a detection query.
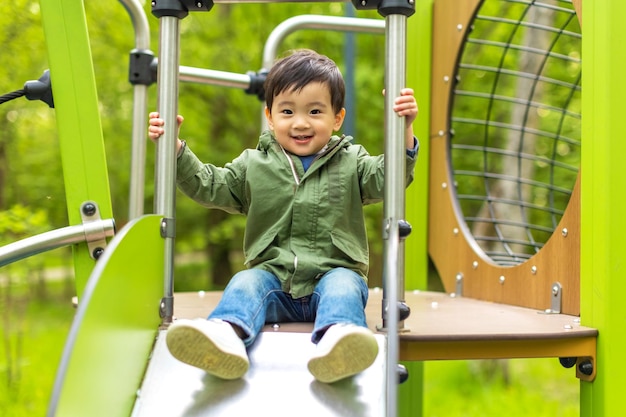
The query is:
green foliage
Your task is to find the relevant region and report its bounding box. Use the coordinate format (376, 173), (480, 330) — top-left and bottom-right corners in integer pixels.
(0, 204), (50, 244)
(425, 359), (579, 417)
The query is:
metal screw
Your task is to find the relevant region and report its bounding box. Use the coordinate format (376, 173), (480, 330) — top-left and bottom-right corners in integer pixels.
(531, 265), (537, 274)
(457, 24), (463, 31)
(472, 261), (478, 269)
(456, 273), (463, 282)
(499, 275), (506, 284)
(562, 228), (569, 237)
(443, 75), (450, 83)
(82, 202), (97, 217)
(92, 247), (104, 259)
(438, 130), (445, 137)
(552, 284), (560, 296)
(453, 227), (459, 236)
(442, 182), (448, 189)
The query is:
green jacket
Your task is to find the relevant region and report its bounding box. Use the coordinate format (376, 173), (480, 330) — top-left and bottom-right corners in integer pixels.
(176, 130), (417, 299)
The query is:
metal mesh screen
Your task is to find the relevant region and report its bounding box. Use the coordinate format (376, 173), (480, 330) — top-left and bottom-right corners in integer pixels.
(449, 0), (581, 266)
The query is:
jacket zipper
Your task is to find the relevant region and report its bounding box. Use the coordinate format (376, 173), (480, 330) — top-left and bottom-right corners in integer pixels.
(280, 147), (300, 185)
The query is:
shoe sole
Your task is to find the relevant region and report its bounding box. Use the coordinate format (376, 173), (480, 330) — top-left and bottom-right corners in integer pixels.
(308, 332), (379, 383)
(166, 324), (249, 380)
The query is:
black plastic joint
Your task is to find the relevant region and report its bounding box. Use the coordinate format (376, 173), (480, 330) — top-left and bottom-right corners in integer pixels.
(378, 0), (415, 17)
(398, 219), (412, 239)
(129, 49), (156, 86)
(244, 69), (268, 102)
(24, 69), (54, 108)
(151, 0), (214, 18)
(352, 0), (415, 17)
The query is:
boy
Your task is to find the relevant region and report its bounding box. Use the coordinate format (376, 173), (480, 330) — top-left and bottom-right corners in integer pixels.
(148, 49), (418, 383)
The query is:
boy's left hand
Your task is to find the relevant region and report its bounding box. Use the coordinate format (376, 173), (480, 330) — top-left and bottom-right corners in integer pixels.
(393, 88), (418, 126)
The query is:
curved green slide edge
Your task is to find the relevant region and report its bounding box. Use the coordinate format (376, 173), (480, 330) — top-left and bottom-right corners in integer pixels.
(53, 215), (164, 417)
(39, 0), (113, 297)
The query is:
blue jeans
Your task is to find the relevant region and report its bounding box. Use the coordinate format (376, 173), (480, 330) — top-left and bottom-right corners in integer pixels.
(208, 267), (369, 347)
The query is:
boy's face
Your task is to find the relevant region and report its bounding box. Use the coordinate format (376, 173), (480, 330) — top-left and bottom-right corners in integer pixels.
(265, 82), (345, 156)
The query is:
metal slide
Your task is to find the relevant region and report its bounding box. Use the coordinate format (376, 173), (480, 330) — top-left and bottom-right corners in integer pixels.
(132, 332), (387, 416)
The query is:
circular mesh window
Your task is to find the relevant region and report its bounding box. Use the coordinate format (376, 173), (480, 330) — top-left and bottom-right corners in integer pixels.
(449, 0), (581, 266)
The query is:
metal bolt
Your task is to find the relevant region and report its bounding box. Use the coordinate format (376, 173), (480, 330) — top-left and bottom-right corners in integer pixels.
(552, 284), (560, 296)
(578, 360), (593, 376)
(531, 265), (537, 274)
(272, 323), (280, 331)
(457, 24), (463, 31)
(82, 202), (97, 217)
(564, 324), (573, 330)
(453, 227), (459, 236)
(562, 228), (569, 237)
(442, 182), (448, 189)
(472, 261), (478, 269)
(443, 75), (450, 83)
(499, 275), (506, 284)
(92, 247), (104, 259)
(438, 130), (445, 137)
(456, 273), (463, 282)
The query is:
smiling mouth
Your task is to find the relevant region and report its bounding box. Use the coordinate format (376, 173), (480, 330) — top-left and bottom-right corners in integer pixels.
(292, 135), (313, 142)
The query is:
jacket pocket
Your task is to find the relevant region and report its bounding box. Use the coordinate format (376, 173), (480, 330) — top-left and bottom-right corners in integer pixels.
(244, 227), (279, 265)
(329, 229), (368, 266)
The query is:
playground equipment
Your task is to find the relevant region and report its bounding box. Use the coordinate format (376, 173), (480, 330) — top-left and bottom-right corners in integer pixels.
(3, 0), (626, 416)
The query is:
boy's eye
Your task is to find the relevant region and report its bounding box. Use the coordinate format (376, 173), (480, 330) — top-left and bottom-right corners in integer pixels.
(281, 109), (293, 115)
(310, 109), (321, 115)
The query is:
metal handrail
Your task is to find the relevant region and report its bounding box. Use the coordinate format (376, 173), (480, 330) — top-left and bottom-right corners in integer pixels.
(0, 220), (116, 268)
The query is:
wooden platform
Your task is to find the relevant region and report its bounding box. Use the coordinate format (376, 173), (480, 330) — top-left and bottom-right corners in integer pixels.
(174, 289), (597, 381)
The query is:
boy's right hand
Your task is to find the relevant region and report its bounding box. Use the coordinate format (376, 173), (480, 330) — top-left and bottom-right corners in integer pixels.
(148, 112), (185, 153)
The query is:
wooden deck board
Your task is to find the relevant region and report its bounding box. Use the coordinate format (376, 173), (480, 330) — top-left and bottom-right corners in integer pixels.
(173, 289), (597, 380)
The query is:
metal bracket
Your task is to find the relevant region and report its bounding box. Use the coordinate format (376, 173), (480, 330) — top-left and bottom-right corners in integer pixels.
(543, 282), (562, 314)
(80, 201), (115, 260)
(455, 273), (463, 297)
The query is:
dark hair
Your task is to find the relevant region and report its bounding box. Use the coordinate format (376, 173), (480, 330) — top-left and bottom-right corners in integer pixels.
(264, 49), (345, 115)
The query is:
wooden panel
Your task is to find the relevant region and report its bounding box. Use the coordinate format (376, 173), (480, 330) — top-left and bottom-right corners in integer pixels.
(428, 0), (582, 315)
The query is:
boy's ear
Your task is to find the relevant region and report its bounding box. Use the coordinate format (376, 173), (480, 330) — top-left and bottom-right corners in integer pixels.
(264, 107), (273, 129)
(334, 108), (346, 131)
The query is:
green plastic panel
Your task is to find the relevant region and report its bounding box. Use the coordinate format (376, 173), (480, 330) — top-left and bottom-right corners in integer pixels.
(580, 1), (626, 416)
(404, 0), (432, 293)
(54, 215), (164, 417)
(39, 0), (113, 297)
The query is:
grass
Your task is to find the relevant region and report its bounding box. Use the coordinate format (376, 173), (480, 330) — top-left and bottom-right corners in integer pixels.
(0, 280), (74, 417)
(424, 359), (579, 417)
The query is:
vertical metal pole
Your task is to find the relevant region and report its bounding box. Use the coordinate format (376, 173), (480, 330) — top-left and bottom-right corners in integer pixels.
(383, 13), (407, 417)
(154, 15), (181, 325)
(119, 0), (152, 220)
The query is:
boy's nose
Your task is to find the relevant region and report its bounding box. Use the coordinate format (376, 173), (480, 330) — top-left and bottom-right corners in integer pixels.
(293, 115), (310, 128)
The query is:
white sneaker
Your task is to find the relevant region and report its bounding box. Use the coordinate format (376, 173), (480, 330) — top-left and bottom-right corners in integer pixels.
(307, 324), (379, 383)
(166, 318), (249, 380)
